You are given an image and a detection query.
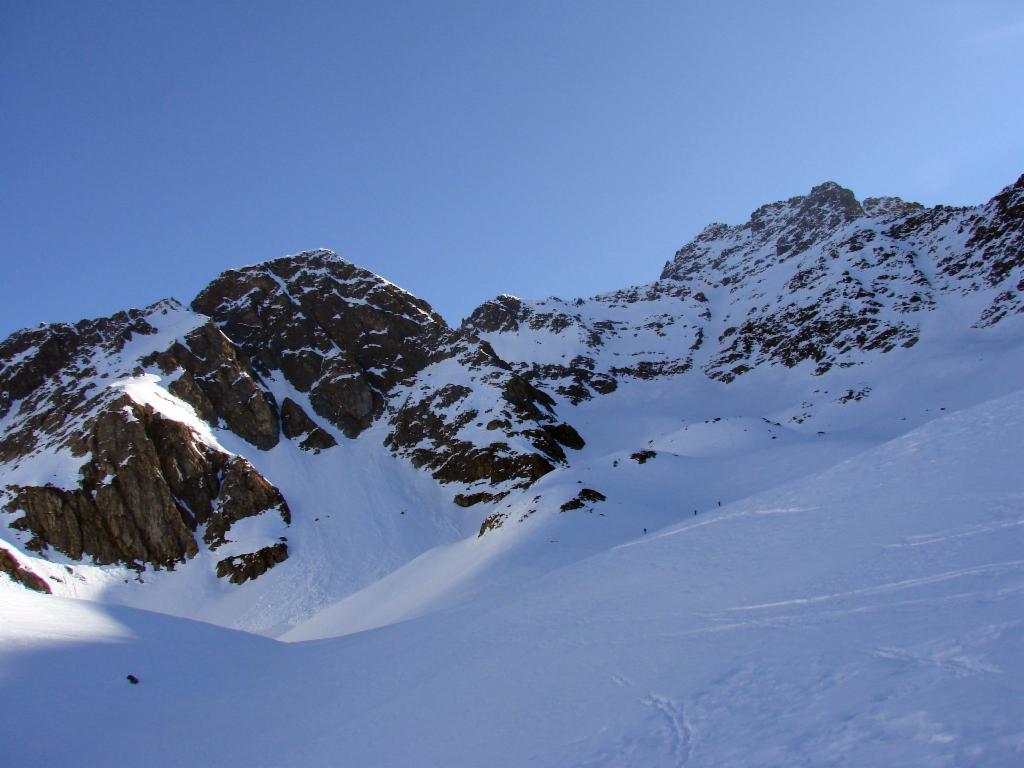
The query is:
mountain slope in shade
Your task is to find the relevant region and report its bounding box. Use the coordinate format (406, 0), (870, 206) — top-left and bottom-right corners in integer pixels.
(3, 387), (1023, 767)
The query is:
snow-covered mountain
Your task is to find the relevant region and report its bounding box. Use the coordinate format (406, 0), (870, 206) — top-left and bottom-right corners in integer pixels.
(2, 174), (1023, 766)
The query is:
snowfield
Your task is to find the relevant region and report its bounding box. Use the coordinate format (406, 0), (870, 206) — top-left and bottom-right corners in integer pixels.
(3, 387), (1023, 766)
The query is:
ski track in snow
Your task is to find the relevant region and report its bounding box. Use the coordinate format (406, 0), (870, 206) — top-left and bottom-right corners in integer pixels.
(726, 560), (1024, 612)
(643, 694), (694, 766)
(884, 517), (1024, 548)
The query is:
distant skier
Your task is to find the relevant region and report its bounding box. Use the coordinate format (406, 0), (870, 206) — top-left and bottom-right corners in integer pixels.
(717, 501), (721, 507)
(643, 528), (647, 534)
(126, 674), (139, 685)
(694, 509), (697, 516)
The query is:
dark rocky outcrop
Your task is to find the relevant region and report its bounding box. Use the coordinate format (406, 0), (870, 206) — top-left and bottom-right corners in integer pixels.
(192, 250), (446, 438)
(462, 295), (527, 333)
(630, 450), (657, 464)
(203, 456), (291, 550)
(560, 488), (606, 512)
(6, 400), (289, 567)
(280, 397), (337, 452)
(0, 547), (51, 593)
(141, 320), (281, 450)
(384, 330), (576, 491)
(0, 300), (177, 464)
(454, 490), (509, 508)
(216, 542), (289, 584)
(477, 512), (506, 536)
(0, 288), (295, 578)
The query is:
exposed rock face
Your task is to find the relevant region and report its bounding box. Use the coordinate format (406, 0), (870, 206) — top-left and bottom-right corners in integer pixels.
(189, 249), (586, 495)
(0, 299), (179, 464)
(6, 401), (289, 567)
(861, 196), (924, 221)
(0, 547), (51, 593)
(462, 294), (527, 334)
(140, 320), (280, 450)
(0, 300), (290, 574)
(456, 490), (509, 508)
(203, 456), (291, 550)
(560, 488), (606, 512)
(279, 398), (337, 452)
(630, 450), (656, 464)
(384, 330), (582, 493)
(192, 250), (446, 438)
(477, 511), (506, 536)
(462, 281), (710, 400)
(216, 542), (289, 585)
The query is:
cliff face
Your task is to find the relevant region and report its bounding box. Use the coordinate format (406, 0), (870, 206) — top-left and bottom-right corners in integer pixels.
(0, 300), (289, 577)
(191, 250), (447, 438)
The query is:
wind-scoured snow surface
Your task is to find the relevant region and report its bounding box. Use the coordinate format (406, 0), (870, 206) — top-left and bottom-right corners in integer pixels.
(3, 389), (1023, 766)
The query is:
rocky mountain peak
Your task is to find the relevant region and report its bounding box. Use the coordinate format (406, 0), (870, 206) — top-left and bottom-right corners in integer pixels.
(991, 172), (1024, 216)
(192, 249), (448, 438)
(862, 196), (924, 221)
(661, 180), (866, 282)
(748, 180), (863, 255)
(807, 179), (860, 206)
(461, 294), (527, 333)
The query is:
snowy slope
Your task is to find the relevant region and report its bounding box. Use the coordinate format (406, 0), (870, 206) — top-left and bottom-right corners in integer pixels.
(285, 307), (1024, 640)
(4, 387), (1023, 766)
(0, 394), (477, 635)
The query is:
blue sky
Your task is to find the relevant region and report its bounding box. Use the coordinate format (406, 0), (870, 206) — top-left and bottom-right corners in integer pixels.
(2, 1), (1023, 337)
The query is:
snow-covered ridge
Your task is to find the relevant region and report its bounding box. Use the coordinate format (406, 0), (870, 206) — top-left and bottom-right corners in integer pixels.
(464, 173), (1023, 397)
(2, 171), (1023, 646)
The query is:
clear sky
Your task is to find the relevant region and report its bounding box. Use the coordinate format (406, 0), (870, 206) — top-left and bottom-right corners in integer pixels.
(2, 1), (1023, 338)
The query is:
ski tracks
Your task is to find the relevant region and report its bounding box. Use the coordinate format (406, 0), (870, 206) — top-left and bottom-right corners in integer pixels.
(724, 559), (1024, 613)
(885, 517), (1024, 548)
(568, 690), (695, 767)
(642, 693), (694, 766)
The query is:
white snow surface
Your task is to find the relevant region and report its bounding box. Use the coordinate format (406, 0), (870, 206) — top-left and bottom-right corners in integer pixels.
(3, 387), (1023, 766)
(112, 373), (229, 453)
